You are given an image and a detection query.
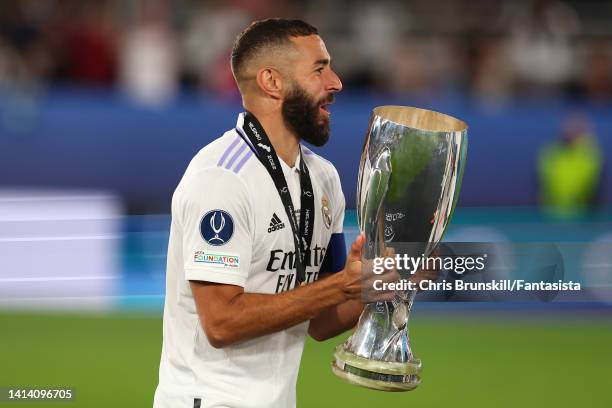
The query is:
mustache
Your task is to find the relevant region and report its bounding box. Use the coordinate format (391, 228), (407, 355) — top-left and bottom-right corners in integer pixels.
(317, 94), (335, 106)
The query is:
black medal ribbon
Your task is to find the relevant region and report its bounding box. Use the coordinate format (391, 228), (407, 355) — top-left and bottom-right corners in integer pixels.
(240, 112), (315, 284)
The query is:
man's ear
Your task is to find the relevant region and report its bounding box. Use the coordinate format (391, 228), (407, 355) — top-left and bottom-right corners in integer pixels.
(255, 67), (284, 99)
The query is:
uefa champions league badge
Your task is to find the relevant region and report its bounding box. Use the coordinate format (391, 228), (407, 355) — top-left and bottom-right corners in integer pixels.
(200, 210), (234, 246)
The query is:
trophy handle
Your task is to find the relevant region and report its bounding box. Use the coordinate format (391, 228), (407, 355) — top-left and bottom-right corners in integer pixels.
(359, 148), (392, 260)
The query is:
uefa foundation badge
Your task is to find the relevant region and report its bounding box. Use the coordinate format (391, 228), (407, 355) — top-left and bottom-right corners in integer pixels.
(200, 209), (234, 246)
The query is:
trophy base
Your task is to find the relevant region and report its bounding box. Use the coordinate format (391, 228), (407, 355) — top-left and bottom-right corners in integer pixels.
(331, 345), (422, 392)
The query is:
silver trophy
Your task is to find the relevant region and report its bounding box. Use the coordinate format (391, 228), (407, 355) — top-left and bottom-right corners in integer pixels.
(331, 106), (468, 391)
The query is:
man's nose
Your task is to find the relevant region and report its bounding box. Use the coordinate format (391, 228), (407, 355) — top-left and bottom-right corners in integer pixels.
(326, 69), (343, 93)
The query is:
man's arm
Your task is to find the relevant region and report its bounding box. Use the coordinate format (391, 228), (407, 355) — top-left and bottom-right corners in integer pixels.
(306, 298), (364, 342)
(190, 235), (365, 348)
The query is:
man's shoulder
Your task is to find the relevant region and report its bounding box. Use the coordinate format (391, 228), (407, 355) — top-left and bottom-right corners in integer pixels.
(173, 129), (258, 205)
(186, 129), (257, 178)
(301, 145), (336, 171)
(301, 145), (341, 183)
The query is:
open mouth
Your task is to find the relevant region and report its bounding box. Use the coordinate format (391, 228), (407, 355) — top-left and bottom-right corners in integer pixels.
(319, 104), (330, 115)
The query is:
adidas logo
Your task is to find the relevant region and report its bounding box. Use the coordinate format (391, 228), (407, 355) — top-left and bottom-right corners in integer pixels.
(268, 213), (286, 233)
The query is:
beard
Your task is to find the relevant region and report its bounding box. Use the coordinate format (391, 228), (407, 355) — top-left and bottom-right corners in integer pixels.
(281, 82), (333, 147)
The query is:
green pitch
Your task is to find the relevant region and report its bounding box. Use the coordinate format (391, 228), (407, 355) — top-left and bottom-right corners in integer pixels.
(0, 311), (611, 407)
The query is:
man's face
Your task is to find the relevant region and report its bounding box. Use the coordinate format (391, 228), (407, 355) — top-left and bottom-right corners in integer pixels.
(281, 35), (342, 147)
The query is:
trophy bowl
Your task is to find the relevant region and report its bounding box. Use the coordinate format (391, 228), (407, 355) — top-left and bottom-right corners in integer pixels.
(331, 106), (468, 391)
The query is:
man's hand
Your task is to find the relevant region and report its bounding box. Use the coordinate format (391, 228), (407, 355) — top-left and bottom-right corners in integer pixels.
(339, 239), (401, 303)
(338, 234), (365, 300)
(361, 246), (401, 302)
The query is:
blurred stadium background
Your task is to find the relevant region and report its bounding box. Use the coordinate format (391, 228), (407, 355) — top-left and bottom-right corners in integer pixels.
(0, 0), (611, 407)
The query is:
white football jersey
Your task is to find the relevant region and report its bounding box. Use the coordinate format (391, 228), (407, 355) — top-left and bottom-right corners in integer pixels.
(154, 113), (346, 408)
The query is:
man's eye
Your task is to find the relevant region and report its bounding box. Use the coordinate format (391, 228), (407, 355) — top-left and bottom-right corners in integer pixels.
(315, 68), (324, 74)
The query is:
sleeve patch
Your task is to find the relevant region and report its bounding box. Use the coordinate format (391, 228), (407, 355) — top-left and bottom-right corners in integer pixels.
(200, 209), (234, 246)
(194, 251), (240, 269)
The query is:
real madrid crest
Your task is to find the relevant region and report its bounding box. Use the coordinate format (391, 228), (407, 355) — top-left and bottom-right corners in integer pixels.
(321, 195), (332, 229)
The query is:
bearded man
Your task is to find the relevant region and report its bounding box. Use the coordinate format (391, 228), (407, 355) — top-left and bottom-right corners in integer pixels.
(152, 18), (374, 408)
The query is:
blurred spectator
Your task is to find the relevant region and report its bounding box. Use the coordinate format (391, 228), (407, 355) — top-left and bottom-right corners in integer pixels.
(469, 38), (514, 104)
(181, 2), (249, 97)
(382, 39), (432, 95)
(504, 0), (580, 95)
(62, 1), (117, 85)
(0, 2), (53, 133)
(0, 1), (53, 87)
(538, 114), (603, 217)
(581, 41), (612, 100)
(119, 0), (178, 106)
(351, 1), (405, 68)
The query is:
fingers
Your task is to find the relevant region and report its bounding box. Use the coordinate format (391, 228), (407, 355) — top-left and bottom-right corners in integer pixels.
(423, 270), (440, 280)
(347, 234), (364, 261)
(367, 290), (396, 302)
(411, 269), (440, 281)
(383, 246), (396, 258)
(340, 235), (366, 300)
(361, 256), (400, 302)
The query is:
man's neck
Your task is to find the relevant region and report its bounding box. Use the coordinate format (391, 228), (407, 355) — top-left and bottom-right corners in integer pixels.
(248, 111), (300, 168)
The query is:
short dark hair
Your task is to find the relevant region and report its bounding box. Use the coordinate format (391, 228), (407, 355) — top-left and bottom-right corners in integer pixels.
(231, 18), (318, 82)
